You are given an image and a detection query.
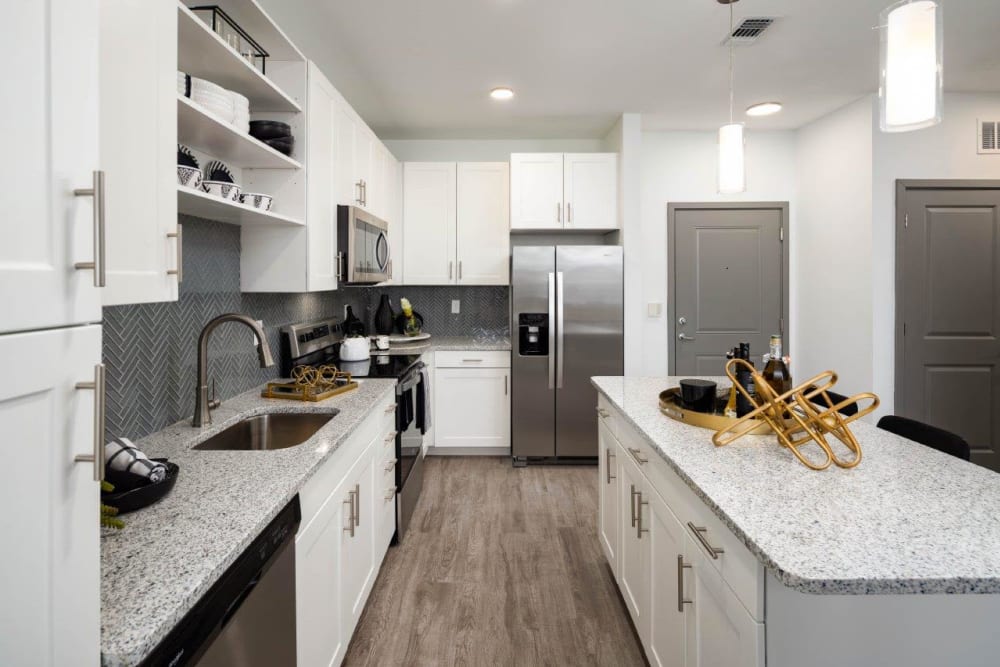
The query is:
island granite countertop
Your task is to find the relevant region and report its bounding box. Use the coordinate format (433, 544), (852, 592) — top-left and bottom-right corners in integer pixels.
(100, 378), (397, 667)
(592, 376), (1000, 596)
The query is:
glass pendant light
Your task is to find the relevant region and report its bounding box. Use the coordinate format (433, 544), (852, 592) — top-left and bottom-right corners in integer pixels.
(879, 0), (943, 132)
(718, 0), (745, 194)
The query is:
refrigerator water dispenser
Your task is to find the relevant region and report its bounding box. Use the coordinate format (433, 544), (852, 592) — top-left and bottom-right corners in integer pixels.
(518, 313), (548, 355)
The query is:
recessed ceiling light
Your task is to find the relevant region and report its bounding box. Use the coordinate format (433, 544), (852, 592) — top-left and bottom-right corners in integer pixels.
(746, 102), (783, 117)
(490, 87), (514, 100)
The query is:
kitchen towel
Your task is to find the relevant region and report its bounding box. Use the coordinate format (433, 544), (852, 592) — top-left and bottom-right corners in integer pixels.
(105, 437), (167, 483)
(416, 367), (432, 434)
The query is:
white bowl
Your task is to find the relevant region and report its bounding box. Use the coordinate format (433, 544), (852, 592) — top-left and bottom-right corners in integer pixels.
(177, 165), (202, 189)
(239, 192), (272, 211)
(202, 180), (241, 201)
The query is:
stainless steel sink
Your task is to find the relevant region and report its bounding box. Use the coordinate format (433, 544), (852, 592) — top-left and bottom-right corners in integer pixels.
(193, 412), (338, 451)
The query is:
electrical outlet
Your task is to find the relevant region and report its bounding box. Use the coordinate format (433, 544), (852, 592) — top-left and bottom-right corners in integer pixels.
(451, 299), (460, 314)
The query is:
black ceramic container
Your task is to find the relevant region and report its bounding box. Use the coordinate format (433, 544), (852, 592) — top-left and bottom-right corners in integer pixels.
(374, 295), (395, 335)
(343, 306), (366, 336)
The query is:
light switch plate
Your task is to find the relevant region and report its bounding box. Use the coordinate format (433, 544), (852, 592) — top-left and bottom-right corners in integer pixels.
(451, 299), (460, 314)
(647, 302), (662, 318)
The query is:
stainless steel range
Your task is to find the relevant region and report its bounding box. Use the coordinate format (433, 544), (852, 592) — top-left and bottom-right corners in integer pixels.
(280, 319), (426, 541)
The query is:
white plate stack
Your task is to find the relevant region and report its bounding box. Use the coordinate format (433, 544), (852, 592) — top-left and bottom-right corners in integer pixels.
(190, 76), (235, 123)
(230, 92), (250, 133)
(176, 70), (189, 97)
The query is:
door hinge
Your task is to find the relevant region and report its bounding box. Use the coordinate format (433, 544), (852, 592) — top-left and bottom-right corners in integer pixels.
(904, 213), (909, 229)
(779, 317), (784, 335)
(779, 226), (784, 242)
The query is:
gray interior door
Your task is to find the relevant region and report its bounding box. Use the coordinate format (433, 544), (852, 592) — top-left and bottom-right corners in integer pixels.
(555, 246), (624, 458)
(670, 204), (787, 376)
(897, 182), (1000, 470)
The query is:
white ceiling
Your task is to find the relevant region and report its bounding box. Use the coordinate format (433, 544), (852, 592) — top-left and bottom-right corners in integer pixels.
(258, 0), (1000, 139)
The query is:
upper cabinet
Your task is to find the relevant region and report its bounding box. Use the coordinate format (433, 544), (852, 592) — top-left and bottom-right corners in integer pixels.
(1, 0), (104, 333)
(510, 152), (618, 230)
(402, 162), (510, 286)
(99, 0), (179, 306)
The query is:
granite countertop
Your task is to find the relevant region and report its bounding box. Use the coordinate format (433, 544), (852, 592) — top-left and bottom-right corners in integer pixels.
(375, 334), (511, 355)
(592, 376), (1000, 596)
(100, 379), (397, 667)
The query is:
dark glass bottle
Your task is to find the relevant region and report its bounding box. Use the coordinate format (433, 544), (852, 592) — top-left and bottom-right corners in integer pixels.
(736, 342), (756, 417)
(762, 335), (792, 395)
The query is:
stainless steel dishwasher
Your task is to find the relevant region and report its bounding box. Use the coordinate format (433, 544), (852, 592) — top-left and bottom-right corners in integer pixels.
(143, 497), (300, 667)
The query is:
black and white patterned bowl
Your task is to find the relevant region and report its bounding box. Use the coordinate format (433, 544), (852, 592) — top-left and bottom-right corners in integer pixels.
(177, 165), (202, 189)
(202, 180), (241, 201)
(239, 192), (273, 211)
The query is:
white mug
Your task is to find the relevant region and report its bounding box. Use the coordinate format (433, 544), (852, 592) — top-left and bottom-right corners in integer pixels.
(374, 335), (390, 351)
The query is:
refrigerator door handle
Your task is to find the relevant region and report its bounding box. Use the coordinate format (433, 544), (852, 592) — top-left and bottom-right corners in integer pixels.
(556, 271), (565, 389)
(548, 272), (556, 390)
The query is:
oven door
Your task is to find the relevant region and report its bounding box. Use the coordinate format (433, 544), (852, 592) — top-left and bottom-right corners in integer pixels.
(339, 206), (389, 284)
(396, 364), (425, 541)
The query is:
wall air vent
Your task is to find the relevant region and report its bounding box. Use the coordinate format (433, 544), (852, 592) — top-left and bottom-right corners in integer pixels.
(978, 120), (1000, 154)
(723, 17), (775, 45)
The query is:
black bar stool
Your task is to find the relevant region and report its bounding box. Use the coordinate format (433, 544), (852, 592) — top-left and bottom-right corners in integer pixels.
(876, 415), (971, 461)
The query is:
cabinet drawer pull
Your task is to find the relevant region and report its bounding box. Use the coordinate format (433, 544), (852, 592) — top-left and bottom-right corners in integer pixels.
(74, 170), (106, 287)
(605, 449), (616, 484)
(449, 261), (453, 280)
(636, 491), (648, 539)
(462, 358), (483, 363)
(556, 201), (561, 223)
(627, 447), (648, 464)
(166, 224), (183, 282)
(629, 484), (638, 527)
(384, 457), (397, 471)
(74, 364), (106, 482)
(354, 483), (361, 527)
(567, 202), (572, 223)
(384, 403), (397, 414)
(687, 522), (725, 559)
(384, 430), (397, 443)
(458, 260), (463, 281)
(384, 486), (397, 501)
(677, 555), (693, 612)
(343, 489), (356, 537)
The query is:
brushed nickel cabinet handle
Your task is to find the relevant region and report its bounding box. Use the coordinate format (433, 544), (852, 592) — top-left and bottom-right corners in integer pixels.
(628, 447), (648, 464)
(166, 224), (183, 282)
(74, 170), (106, 287)
(384, 403), (397, 414)
(462, 358), (483, 363)
(355, 181), (363, 205)
(384, 430), (397, 443)
(504, 374), (508, 396)
(687, 522), (725, 559)
(556, 201), (561, 223)
(630, 484), (638, 528)
(458, 260), (463, 281)
(449, 261), (453, 280)
(567, 201), (572, 223)
(384, 487), (396, 501)
(343, 490), (356, 537)
(605, 449), (616, 484)
(637, 491), (648, 539)
(677, 555), (693, 612)
(74, 364), (106, 482)
(354, 482), (361, 527)
(384, 458), (397, 471)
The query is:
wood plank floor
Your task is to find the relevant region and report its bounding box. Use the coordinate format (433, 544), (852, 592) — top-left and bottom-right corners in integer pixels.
(343, 456), (646, 666)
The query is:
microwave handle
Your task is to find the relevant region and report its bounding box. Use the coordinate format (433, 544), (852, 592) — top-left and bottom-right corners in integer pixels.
(376, 231), (390, 273)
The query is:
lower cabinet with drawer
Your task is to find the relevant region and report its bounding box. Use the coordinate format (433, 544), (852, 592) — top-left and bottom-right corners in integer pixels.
(296, 391), (396, 667)
(600, 405), (764, 667)
(433, 350), (511, 453)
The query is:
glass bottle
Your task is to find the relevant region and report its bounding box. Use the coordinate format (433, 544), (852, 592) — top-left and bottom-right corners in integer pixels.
(762, 335), (792, 395)
(724, 349), (738, 418)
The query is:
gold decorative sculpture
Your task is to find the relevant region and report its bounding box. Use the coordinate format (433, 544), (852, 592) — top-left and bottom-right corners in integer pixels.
(712, 359), (880, 470)
(261, 364), (357, 402)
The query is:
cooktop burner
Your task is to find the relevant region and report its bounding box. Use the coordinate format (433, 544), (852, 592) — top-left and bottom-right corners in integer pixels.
(280, 318), (422, 380)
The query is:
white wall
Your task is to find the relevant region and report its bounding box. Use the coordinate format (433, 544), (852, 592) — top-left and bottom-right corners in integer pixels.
(870, 92), (1000, 414)
(383, 138), (603, 162)
(794, 97), (874, 399)
(638, 130), (798, 376)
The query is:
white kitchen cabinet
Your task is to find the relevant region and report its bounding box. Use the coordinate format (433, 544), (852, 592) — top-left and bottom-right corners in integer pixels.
(99, 0), (179, 305)
(510, 153), (618, 230)
(0, 325), (102, 666)
(510, 153), (564, 229)
(335, 102), (376, 212)
(598, 418), (620, 577)
(434, 364), (511, 451)
(617, 439), (649, 639)
(684, 533), (764, 667)
(648, 486), (688, 667)
(341, 440), (377, 630)
(457, 162), (510, 284)
(382, 156), (403, 283)
(1, 0), (102, 333)
(402, 162), (457, 284)
(304, 63), (338, 292)
(563, 153), (618, 229)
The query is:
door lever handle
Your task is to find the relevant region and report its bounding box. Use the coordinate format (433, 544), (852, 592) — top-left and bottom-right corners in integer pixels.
(678, 333), (696, 341)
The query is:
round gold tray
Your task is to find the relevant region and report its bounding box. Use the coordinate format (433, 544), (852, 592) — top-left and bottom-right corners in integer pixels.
(658, 387), (773, 436)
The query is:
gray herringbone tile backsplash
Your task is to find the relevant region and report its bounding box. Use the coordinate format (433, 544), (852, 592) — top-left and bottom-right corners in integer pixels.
(103, 216), (509, 441)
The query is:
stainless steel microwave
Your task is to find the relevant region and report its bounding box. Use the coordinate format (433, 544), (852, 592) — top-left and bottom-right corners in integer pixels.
(337, 205), (390, 284)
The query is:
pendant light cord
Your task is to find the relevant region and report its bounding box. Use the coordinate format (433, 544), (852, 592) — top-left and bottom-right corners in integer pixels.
(729, 1), (735, 124)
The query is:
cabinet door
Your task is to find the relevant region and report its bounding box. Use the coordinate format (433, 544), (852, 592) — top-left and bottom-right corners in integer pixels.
(648, 488), (687, 667)
(563, 153), (618, 230)
(1, 0), (102, 333)
(306, 63), (338, 292)
(382, 155), (403, 284)
(618, 442), (649, 640)
(341, 443), (376, 633)
(100, 0), (179, 305)
(335, 102), (361, 207)
(402, 162), (457, 285)
(684, 534), (764, 667)
(510, 153), (564, 229)
(435, 368), (511, 449)
(356, 127), (374, 211)
(296, 486), (345, 667)
(598, 419), (620, 575)
(457, 162), (510, 285)
(0, 325), (101, 666)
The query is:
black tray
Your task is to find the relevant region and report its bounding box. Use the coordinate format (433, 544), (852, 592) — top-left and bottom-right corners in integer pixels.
(102, 459), (179, 514)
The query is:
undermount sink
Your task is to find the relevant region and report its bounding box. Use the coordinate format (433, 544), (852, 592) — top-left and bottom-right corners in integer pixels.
(194, 412), (338, 451)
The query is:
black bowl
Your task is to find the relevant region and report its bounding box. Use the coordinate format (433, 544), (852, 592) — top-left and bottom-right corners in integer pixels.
(177, 144), (198, 168)
(102, 459), (179, 514)
(249, 120), (292, 141)
(679, 379), (717, 414)
(264, 136), (294, 156)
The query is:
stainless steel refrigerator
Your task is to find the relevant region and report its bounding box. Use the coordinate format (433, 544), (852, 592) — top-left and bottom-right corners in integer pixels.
(511, 246), (624, 463)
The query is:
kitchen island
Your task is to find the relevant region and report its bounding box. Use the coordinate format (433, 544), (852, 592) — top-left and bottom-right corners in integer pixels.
(593, 376), (1000, 667)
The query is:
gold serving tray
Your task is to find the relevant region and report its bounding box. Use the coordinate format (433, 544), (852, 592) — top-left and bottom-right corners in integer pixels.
(261, 380), (358, 402)
(658, 387), (773, 436)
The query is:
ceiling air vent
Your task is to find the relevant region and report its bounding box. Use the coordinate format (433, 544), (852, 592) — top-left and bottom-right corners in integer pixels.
(978, 120), (1000, 155)
(723, 17), (775, 45)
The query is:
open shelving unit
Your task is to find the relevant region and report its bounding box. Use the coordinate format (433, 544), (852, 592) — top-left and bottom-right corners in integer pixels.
(178, 95), (300, 169)
(177, 186), (304, 226)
